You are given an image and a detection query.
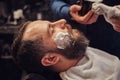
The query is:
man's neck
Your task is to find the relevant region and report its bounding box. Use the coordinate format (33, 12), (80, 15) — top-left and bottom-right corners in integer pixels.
(76, 55), (89, 66)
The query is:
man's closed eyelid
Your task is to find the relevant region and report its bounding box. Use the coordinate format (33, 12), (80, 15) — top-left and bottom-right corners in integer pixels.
(50, 27), (54, 34)
(48, 25), (54, 35)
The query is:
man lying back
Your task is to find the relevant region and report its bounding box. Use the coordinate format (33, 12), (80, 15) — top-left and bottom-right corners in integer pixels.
(12, 19), (120, 80)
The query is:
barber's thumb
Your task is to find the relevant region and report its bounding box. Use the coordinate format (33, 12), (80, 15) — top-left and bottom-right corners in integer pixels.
(72, 5), (82, 10)
(77, 5), (82, 10)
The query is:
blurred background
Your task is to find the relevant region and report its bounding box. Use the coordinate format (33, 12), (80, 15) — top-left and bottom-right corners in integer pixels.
(0, 0), (55, 80)
(0, 0), (120, 80)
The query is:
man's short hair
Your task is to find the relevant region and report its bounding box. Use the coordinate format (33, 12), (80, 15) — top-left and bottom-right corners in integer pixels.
(11, 21), (89, 74)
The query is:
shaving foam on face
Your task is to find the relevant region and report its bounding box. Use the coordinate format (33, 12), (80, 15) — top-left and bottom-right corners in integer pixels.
(85, 0), (103, 3)
(54, 32), (72, 49)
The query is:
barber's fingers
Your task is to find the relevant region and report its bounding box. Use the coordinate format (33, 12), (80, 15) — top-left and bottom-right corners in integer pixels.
(74, 10), (98, 24)
(70, 7), (99, 24)
(70, 5), (82, 12)
(70, 5), (82, 17)
(111, 19), (120, 32)
(86, 13), (99, 24)
(113, 25), (120, 32)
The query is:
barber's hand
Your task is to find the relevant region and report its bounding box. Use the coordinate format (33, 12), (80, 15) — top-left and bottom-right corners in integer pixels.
(69, 5), (98, 24)
(109, 18), (120, 32)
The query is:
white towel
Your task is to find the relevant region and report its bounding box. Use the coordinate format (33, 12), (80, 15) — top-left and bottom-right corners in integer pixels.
(60, 47), (120, 80)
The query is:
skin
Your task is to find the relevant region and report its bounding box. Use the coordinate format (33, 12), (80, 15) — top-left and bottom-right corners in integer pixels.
(22, 19), (87, 72)
(69, 5), (98, 24)
(110, 18), (120, 32)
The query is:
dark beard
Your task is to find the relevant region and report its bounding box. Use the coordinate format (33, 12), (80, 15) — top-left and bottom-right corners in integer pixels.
(57, 32), (89, 59)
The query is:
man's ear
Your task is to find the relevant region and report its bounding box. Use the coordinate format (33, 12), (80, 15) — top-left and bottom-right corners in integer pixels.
(41, 53), (60, 66)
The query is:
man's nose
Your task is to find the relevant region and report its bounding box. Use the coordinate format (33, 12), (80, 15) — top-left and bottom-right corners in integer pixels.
(52, 19), (67, 29)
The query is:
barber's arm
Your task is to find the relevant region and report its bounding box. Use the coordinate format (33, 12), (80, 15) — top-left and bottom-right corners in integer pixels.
(50, 0), (71, 20)
(69, 4), (98, 24)
(50, 0), (98, 24)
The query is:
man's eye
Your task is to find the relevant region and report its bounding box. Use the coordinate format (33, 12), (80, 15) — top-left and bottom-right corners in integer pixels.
(49, 25), (54, 34)
(50, 27), (54, 33)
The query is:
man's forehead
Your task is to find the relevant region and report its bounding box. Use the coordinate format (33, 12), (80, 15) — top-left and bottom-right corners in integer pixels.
(25, 20), (50, 32)
(22, 20), (50, 40)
